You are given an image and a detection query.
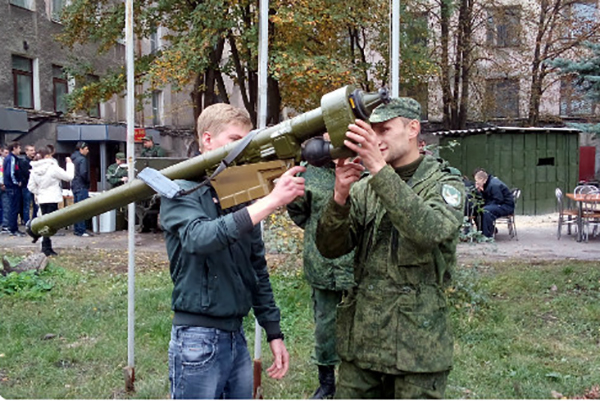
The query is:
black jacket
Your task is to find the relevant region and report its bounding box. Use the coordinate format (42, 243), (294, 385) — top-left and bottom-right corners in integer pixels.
(70, 150), (90, 192)
(17, 156), (32, 186)
(160, 180), (281, 337)
(483, 175), (514, 210)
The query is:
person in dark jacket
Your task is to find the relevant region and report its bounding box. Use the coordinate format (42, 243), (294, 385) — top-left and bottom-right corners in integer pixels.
(474, 169), (515, 237)
(3, 141), (25, 236)
(71, 141), (93, 237)
(160, 103), (305, 399)
(19, 144), (37, 225)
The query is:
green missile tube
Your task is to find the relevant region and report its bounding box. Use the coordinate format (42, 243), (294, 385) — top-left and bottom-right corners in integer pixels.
(27, 85), (389, 239)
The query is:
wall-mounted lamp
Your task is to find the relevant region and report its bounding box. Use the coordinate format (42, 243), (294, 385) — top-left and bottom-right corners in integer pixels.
(23, 41), (29, 51)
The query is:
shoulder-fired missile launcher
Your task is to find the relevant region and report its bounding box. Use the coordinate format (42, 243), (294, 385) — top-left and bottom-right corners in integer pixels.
(27, 85), (389, 240)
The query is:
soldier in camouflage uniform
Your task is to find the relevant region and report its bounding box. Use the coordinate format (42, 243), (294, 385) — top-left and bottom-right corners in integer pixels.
(287, 157), (355, 399)
(315, 97), (465, 399)
(141, 135), (166, 157)
(106, 152), (128, 188)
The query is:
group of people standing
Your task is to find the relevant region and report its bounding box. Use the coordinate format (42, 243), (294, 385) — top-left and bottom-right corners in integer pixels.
(1, 135), (167, 253)
(162, 97), (466, 399)
(1, 142), (38, 237)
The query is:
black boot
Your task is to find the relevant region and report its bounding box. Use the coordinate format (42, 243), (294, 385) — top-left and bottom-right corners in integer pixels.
(311, 365), (335, 399)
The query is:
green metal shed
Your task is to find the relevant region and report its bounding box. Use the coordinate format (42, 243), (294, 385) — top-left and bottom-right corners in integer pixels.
(435, 126), (580, 215)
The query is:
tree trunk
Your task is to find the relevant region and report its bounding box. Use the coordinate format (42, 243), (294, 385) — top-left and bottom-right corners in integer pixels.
(267, 76), (282, 124)
(457, 0), (472, 129)
(191, 73), (204, 122)
(440, 0), (452, 129)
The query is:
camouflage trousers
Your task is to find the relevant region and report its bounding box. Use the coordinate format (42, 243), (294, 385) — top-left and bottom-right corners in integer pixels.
(335, 360), (449, 399)
(311, 287), (343, 366)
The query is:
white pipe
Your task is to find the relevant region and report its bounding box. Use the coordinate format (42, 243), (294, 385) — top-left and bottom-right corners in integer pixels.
(125, 0), (136, 370)
(255, 0), (269, 362)
(391, 0), (400, 97)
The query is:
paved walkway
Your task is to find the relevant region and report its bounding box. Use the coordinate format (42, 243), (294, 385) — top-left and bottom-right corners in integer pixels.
(1, 214), (599, 263)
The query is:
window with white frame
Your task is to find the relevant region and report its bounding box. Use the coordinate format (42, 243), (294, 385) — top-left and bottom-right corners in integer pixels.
(486, 7), (521, 48)
(560, 76), (595, 116)
(486, 79), (520, 118)
(12, 55), (34, 109)
(150, 31), (159, 54)
(52, 0), (68, 21)
(570, 1), (598, 38)
(53, 65), (69, 113)
(401, 12), (428, 47)
(152, 90), (162, 126)
(10, 0), (35, 11)
(84, 74), (101, 118)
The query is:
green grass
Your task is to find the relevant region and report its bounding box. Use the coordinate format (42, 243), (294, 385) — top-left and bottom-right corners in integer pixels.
(0, 249), (599, 399)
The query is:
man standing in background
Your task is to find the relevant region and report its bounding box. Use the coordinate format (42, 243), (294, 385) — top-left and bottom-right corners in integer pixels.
(140, 135), (166, 157)
(106, 152), (128, 188)
(19, 144), (37, 225)
(71, 141), (93, 237)
(3, 142), (25, 237)
(0, 145), (9, 233)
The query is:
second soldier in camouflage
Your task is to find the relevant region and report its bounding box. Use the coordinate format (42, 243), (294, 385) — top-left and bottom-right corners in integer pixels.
(287, 157), (355, 399)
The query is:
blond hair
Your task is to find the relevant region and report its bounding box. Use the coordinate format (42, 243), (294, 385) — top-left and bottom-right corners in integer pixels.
(197, 104), (252, 151)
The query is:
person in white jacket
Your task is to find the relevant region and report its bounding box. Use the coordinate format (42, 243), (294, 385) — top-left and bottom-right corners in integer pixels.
(28, 146), (74, 256)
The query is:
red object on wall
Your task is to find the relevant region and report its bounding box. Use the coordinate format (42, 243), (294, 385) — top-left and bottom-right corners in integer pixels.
(579, 146), (596, 181)
(134, 128), (146, 143)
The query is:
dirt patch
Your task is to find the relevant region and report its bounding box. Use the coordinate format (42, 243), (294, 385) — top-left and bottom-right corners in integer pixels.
(458, 213), (600, 263)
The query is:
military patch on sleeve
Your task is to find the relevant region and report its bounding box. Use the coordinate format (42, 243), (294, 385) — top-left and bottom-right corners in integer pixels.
(442, 184), (462, 208)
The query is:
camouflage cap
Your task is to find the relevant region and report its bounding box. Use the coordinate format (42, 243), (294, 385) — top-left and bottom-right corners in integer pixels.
(369, 97), (421, 123)
(116, 152), (125, 160)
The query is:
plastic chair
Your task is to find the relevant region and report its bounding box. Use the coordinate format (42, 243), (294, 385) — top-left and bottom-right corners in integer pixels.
(555, 188), (578, 240)
(493, 188), (521, 240)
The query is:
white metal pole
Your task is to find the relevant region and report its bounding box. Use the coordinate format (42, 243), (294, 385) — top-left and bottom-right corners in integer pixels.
(125, 0), (136, 390)
(255, 0), (269, 366)
(257, 0), (268, 129)
(391, 0), (400, 97)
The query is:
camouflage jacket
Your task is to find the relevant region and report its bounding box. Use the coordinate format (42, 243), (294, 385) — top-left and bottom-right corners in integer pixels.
(141, 145), (166, 157)
(286, 163), (355, 291)
(316, 155), (465, 374)
(106, 163), (128, 188)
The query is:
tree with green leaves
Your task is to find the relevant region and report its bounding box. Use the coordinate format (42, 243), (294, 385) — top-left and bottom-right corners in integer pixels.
(550, 41), (600, 137)
(524, 0), (600, 126)
(56, 0), (435, 125)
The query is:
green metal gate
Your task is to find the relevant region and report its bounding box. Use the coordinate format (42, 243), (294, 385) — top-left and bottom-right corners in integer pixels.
(437, 127), (580, 215)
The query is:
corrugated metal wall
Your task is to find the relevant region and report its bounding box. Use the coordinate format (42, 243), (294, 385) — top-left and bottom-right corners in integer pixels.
(439, 129), (579, 215)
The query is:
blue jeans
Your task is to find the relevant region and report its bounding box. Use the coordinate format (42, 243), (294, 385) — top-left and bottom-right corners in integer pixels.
(481, 204), (514, 237)
(21, 187), (37, 224)
(6, 187), (22, 233)
(0, 188), (9, 229)
(73, 189), (89, 235)
(168, 325), (252, 399)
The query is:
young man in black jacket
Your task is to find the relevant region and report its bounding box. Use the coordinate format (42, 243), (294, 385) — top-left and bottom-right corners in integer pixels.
(160, 103), (305, 399)
(474, 169), (515, 237)
(70, 141), (92, 237)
